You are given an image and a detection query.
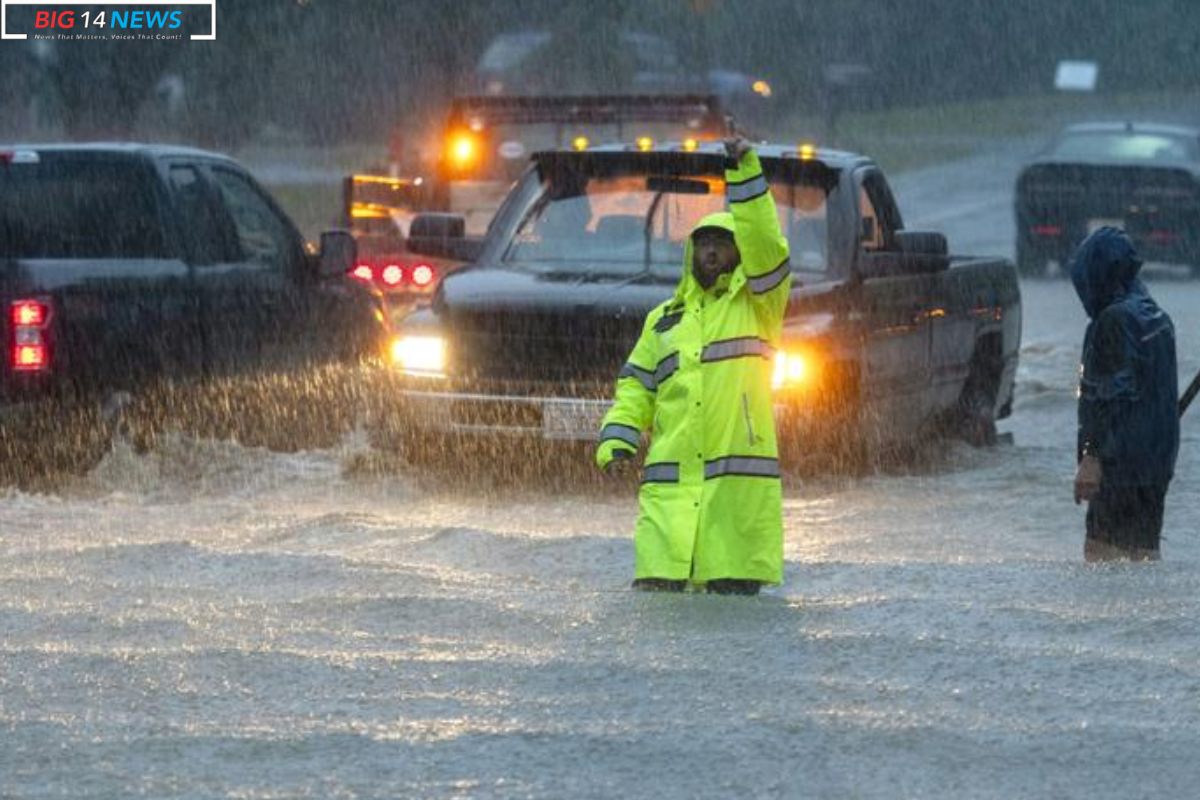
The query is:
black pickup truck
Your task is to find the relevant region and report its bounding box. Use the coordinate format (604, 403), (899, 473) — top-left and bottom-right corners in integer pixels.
(0, 144), (385, 474)
(375, 142), (1022, 469)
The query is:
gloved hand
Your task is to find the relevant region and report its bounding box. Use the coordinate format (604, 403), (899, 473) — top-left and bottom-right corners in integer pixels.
(723, 134), (752, 165)
(604, 448), (637, 476)
(1074, 454), (1102, 505)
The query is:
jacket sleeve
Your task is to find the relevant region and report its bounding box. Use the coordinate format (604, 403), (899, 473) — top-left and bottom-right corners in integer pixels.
(595, 312), (659, 469)
(1077, 309), (1138, 462)
(727, 149), (792, 339)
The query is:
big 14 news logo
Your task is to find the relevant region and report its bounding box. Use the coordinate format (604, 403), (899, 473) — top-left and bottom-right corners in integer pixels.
(33, 8), (183, 30)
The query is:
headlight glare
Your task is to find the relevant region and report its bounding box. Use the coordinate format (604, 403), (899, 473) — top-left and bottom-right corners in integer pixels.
(772, 350), (809, 389)
(391, 335), (446, 377)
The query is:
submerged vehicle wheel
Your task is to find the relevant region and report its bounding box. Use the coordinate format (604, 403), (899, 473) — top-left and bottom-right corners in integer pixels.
(955, 384), (998, 447)
(952, 339), (1002, 447)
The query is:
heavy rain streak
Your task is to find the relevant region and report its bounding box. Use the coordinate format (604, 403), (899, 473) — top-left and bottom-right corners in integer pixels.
(3, 1), (1200, 797)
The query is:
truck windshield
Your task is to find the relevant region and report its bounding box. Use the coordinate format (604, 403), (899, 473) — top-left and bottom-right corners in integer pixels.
(0, 156), (168, 259)
(500, 168), (833, 279)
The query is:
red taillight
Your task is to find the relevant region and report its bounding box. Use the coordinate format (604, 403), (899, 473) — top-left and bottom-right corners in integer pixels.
(11, 300), (48, 327)
(9, 298), (52, 373)
(411, 263), (436, 287)
(1148, 229), (1177, 243)
(12, 344), (46, 370)
(350, 263), (374, 283)
(381, 264), (404, 286)
(1031, 224), (1062, 237)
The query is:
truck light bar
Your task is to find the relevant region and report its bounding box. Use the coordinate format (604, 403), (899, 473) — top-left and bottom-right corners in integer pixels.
(447, 94), (725, 128)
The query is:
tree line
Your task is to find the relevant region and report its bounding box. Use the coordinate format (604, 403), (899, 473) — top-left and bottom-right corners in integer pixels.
(2, 0), (1198, 146)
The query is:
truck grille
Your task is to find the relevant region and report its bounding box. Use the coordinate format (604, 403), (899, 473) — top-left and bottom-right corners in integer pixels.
(447, 311), (641, 386)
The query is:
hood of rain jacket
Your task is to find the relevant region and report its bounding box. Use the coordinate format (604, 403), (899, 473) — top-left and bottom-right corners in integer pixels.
(1070, 226), (1143, 319)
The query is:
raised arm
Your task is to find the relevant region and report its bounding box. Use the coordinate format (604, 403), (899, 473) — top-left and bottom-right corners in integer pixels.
(726, 140), (792, 337)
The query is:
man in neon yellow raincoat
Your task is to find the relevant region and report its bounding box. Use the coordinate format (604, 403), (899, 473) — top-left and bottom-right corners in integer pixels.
(595, 137), (791, 595)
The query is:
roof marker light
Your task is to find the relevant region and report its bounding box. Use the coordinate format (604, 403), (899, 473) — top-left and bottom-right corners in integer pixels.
(682, 138), (698, 152)
(572, 136), (589, 151)
(798, 143), (816, 160)
(636, 136), (653, 152)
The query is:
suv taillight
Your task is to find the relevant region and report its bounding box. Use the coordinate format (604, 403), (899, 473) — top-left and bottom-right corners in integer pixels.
(9, 298), (52, 372)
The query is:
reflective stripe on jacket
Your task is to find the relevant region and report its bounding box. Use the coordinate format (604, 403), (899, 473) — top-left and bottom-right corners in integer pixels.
(596, 150), (792, 585)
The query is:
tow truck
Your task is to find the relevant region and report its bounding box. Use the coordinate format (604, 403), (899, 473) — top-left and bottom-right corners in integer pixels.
(343, 94), (730, 298)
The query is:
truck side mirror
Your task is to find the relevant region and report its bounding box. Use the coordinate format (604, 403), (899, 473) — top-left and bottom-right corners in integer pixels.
(408, 213), (483, 263)
(894, 230), (948, 258)
(318, 230), (357, 278)
(410, 212), (465, 240)
(857, 230), (950, 279)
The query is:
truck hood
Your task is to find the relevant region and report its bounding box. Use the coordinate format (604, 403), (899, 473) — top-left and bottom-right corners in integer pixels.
(434, 265), (678, 318)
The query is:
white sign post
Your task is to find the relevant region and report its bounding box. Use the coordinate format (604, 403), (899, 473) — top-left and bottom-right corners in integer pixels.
(1055, 60), (1098, 92)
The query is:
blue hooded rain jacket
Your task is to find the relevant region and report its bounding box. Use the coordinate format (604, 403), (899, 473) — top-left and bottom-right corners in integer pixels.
(1071, 227), (1179, 488)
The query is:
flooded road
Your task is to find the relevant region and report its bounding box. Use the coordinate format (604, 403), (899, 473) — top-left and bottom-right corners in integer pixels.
(4, 140), (1200, 798)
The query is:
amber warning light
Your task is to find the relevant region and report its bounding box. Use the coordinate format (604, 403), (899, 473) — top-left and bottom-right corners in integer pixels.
(448, 133), (477, 167)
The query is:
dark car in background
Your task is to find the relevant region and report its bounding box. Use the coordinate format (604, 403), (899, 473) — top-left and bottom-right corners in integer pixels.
(1015, 122), (1200, 277)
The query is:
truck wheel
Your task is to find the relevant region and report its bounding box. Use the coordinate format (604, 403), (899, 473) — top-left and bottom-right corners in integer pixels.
(955, 384), (998, 447)
(953, 342), (1002, 447)
(1016, 240), (1048, 278)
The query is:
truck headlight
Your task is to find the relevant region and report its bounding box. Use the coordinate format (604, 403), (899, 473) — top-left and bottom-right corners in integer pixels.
(391, 335), (446, 377)
(772, 349), (812, 390)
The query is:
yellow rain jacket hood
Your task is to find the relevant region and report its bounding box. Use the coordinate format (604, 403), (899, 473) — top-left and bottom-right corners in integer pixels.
(596, 150), (792, 585)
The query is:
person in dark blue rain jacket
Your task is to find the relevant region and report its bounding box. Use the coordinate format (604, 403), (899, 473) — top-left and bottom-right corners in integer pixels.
(1071, 227), (1179, 561)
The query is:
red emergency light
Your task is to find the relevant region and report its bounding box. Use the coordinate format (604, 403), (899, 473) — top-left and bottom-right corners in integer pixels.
(381, 264), (404, 286)
(411, 264), (436, 287)
(348, 260), (438, 290)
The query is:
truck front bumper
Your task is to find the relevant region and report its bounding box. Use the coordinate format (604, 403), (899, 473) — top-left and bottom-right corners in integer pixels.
(396, 388), (819, 442)
(399, 388), (611, 440)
